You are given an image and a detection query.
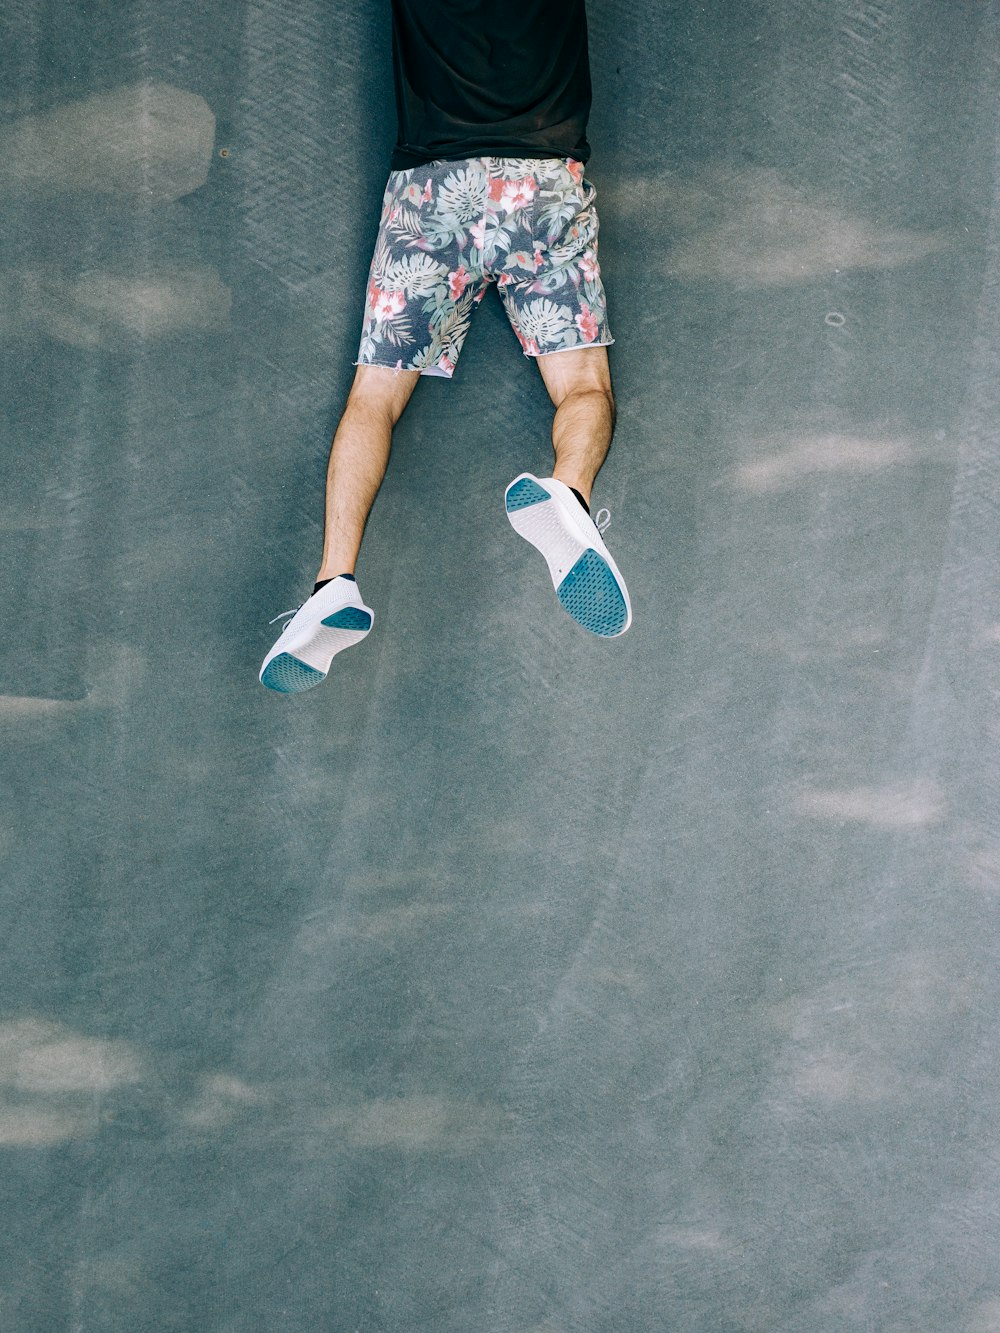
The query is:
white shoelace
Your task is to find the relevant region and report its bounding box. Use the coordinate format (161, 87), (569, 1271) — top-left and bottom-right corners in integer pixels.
(268, 606), (300, 627)
(595, 508), (611, 534)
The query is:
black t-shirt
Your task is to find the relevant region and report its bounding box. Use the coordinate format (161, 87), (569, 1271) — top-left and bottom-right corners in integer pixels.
(389, 0), (592, 170)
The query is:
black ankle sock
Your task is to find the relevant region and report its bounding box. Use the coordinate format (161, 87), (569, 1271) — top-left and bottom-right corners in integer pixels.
(313, 573), (355, 596)
(570, 487), (590, 515)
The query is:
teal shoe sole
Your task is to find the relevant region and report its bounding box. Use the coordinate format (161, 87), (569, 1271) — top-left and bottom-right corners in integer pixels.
(505, 476), (550, 512)
(260, 654), (326, 694)
(322, 606), (372, 631)
(558, 549), (629, 636)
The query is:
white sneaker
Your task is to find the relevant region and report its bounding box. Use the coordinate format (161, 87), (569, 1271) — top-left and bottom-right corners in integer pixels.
(504, 474), (632, 636)
(259, 576), (373, 693)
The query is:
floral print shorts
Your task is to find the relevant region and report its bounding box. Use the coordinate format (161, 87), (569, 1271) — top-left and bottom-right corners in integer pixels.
(355, 156), (613, 378)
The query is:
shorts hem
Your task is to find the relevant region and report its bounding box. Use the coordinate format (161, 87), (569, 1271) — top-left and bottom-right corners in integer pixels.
(522, 339), (615, 360)
(352, 359), (455, 380)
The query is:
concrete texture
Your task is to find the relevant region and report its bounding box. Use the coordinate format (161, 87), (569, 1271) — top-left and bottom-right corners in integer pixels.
(2, 0), (999, 1328)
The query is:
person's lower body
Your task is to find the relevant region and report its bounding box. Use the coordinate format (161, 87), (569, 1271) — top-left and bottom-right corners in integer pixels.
(260, 156), (631, 694)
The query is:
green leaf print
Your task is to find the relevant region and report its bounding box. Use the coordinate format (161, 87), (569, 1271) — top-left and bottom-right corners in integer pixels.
(384, 252), (448, 295)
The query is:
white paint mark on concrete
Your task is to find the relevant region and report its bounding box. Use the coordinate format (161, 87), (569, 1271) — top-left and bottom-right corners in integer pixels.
(616, 166), (951, 285)
(0, 1102), (89, 1146)
(794, 778), (946, 828)
(0, 1019), (145, 1147)
(182, 1072), (270, 1129)
(68, 267), (232, 338)
(0, 1018), (145, 1093)
(3, 265), (232, 346)
(0, 694), (84, 718)
(732, 433), (917, 492)
(0, 82), (215, 202)
(316, 1094), (505, 1150)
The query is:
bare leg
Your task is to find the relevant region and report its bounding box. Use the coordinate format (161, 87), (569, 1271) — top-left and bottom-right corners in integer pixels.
(317, 365), (421, 579)
(535, 345), (616, 506)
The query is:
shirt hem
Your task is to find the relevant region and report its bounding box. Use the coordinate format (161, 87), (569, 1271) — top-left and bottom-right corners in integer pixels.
(390, 145), (591, 172)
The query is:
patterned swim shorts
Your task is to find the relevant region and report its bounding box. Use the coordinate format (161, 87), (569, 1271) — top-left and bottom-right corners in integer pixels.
(355, 156), (613, 378)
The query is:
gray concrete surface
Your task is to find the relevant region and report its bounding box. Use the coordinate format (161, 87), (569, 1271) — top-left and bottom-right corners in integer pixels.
(2, 1), (999, 1328)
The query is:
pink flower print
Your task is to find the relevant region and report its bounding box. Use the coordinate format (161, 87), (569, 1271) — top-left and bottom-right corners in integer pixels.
(580, 251), (600, 282)
(489, 175), (538, 212)
(510, 251), (535, 271)
(497, 272), (512, 288)
(437, 354), (455, 375)
(470, 219), (487, 251)
(422, 179), (433, 203)
(504, 176), (538, 211)
(532, 249), (543, 272)
(371, 286), (406, 321)
(575, 305), (598, 343)
(448, 266), (470, 300)
(566, 159), (584, 184)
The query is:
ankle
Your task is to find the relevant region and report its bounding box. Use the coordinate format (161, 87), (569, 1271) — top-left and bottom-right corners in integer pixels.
(313, 572), (356, 595)
(552, 472), (592, 508)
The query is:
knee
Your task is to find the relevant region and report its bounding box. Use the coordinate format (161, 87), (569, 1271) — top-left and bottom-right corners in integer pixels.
(561, 382), (616, 429)
(346, 366), (418, 427)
